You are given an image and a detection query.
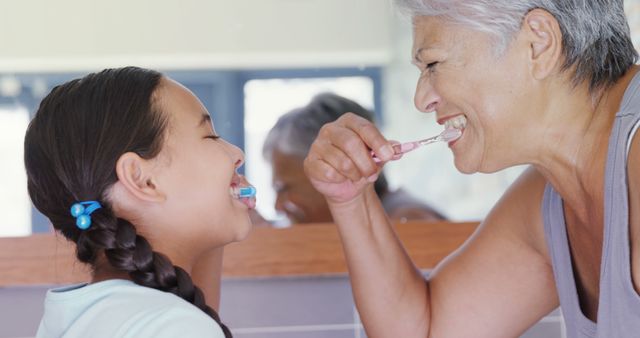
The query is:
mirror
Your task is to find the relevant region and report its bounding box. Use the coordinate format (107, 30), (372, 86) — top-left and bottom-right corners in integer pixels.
(2, 0), (640, 236)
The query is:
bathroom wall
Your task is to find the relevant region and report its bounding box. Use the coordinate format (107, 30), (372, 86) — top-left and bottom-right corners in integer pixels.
(0, 0), (392, 72)
(0, 273), (565, 338)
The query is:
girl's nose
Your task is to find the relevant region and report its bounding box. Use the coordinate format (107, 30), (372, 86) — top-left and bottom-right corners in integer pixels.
(225, 141), (245, 169)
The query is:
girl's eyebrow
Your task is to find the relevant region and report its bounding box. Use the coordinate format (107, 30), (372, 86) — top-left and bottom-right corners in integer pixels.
(198, 114), (211, 128)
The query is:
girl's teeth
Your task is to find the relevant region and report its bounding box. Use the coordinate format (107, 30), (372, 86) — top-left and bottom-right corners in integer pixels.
(231, 185), (257, 199)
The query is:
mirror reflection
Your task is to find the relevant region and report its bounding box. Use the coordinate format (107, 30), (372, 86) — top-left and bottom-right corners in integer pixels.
(2, 0), (640, 236)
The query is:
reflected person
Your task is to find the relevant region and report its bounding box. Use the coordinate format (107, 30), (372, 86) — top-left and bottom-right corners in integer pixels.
(263, 93), (445, 224)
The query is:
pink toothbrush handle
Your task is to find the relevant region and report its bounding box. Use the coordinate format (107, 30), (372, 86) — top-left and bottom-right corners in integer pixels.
(370, 129), (461, 163)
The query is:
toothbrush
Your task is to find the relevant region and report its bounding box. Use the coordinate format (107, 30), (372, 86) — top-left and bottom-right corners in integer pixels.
(232, 185), (257, 198)
(372, 128), (462, 163)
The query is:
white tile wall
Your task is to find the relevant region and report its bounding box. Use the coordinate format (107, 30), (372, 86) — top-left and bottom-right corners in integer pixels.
(0, 275), (564, 338)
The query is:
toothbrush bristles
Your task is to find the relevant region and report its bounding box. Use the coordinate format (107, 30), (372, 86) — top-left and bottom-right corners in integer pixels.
(440, 128), (462, 142)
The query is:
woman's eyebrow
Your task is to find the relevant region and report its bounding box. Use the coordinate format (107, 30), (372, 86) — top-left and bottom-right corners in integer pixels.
(413, 47), (425, 64)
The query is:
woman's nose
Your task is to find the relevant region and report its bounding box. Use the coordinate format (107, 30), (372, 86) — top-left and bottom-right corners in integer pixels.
(414, 77), (440, 113)
(274, 192), (287, 213)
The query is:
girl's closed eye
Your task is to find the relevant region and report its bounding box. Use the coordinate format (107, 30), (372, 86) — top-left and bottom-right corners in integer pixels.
(205, 135), (220, 140)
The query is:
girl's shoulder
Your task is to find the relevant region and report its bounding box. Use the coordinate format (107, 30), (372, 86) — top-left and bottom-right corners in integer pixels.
(121, 299), (225, 338)
(39, 279), (225, 338)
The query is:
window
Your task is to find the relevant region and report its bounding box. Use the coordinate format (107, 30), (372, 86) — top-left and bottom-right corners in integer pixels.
(0, 105), (31, 237)
(243, 76), (375, 226)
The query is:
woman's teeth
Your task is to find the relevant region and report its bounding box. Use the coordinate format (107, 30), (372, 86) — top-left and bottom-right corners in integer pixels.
(444, 115), (467, 130)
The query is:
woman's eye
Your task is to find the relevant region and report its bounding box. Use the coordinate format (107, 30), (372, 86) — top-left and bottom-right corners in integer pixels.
(205, 135), (220, 140)
(418, 62), (438, 76)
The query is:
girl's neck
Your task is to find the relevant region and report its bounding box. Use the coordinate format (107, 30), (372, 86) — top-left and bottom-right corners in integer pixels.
(90, 249), (198, 284)
(91, 255), (132, 283)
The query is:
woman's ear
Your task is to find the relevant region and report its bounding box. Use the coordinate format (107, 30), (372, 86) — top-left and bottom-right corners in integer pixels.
(114, 152), (165, 203)
(522, 8), (564, 81)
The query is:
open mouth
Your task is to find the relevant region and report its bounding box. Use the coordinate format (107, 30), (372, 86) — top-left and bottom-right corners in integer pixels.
(443, 115), (466, 144)
(230, 176), (257, 209)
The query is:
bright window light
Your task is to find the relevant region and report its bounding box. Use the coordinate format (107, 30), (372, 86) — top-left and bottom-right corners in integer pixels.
(0, 105), (31, 237)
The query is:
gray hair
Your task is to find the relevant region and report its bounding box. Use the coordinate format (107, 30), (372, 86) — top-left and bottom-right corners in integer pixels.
(395, 0), (638, 91)
(263, 92), (375, 161)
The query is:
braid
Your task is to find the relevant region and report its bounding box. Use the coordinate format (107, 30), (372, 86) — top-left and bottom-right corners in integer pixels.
(76, 207), (232, 337)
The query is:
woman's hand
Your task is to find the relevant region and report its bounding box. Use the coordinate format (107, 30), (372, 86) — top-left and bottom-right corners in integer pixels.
(303, 113), (395, 204)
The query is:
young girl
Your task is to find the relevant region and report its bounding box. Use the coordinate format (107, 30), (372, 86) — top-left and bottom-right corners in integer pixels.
(25, 67), (255, 338)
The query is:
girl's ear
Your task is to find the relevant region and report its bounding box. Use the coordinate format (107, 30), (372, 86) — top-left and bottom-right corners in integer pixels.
(114, 152), (165, 202)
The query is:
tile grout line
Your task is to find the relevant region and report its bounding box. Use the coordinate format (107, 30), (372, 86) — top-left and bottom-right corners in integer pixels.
(537, 316), (564, 323)
(560, 311), (567, 338)
(354, 305), (362, 338)
(232, 323), (360, 334)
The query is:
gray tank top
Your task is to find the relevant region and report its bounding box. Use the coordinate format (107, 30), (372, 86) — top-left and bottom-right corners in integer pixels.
(543, 72), (640, 338)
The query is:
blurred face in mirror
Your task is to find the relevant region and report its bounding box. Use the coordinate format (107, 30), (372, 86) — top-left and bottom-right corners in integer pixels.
(271, 149), (333, 224)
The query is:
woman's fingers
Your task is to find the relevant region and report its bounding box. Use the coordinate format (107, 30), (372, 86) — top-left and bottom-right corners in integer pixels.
(319, 142), (366, 182)
(305, 112), (394, 191)
(388, 140), (404, 161)
(308, 130), (365, 183)
(342, 114), (395, 162)
(303, 153), (348, 184)
(322, 126), (379, 179)
(325, 114), (393, 175)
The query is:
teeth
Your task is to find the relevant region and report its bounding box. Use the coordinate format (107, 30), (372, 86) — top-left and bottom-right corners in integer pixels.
(444, 115), (467, 130)
(231, 185), (257, 199)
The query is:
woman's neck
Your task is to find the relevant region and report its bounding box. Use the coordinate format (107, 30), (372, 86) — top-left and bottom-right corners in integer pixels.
(532, 66), (639, 223)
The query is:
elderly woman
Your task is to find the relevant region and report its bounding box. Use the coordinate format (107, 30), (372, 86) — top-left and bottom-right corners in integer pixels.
(263, 92), (444, 224)
(303, 1), (640, 337)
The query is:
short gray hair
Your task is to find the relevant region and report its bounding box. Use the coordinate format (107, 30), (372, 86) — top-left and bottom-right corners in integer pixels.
(395, 0), (638, 91)
(263, 93), (375, 161)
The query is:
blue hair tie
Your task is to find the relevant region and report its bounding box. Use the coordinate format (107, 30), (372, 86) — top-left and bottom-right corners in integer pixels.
(70, 201), (102, 230)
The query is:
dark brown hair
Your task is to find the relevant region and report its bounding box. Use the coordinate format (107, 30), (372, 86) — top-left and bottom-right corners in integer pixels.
(24, 66), (232, 337)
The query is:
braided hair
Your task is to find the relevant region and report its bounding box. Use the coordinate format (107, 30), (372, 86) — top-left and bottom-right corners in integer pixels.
(24, 67), (232, 337)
